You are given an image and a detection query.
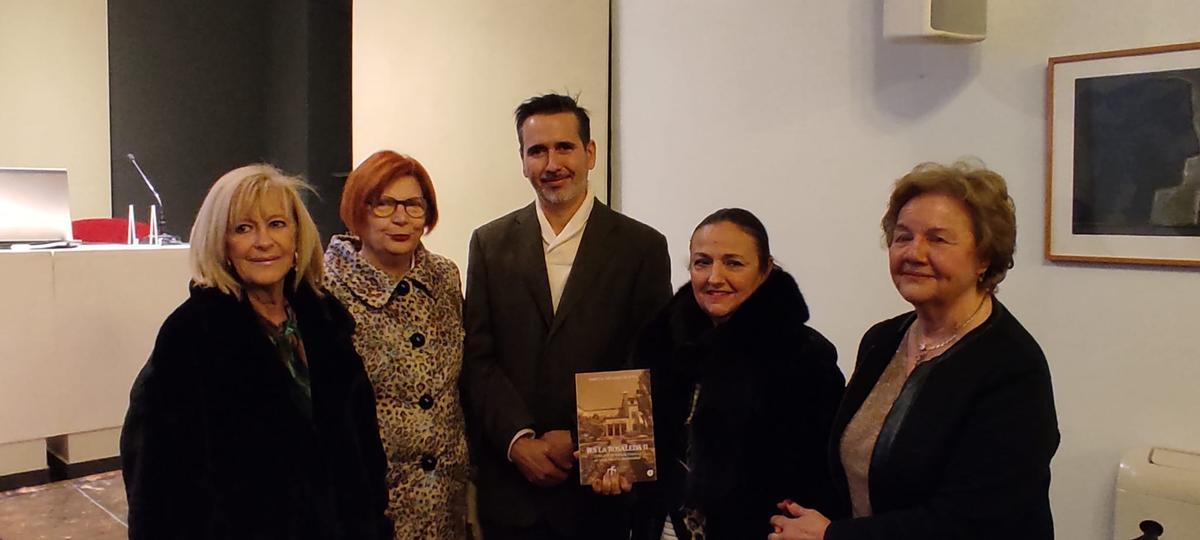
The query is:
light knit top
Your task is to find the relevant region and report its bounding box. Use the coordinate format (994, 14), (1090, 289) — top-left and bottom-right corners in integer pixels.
(838, 346), (910, 518)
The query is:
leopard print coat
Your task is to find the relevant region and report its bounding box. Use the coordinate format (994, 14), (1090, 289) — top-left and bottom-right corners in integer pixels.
(324, 236), (469, 539)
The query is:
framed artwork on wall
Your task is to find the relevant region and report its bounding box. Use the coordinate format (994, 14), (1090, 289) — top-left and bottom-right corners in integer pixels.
(1046, 41), (1200, 267)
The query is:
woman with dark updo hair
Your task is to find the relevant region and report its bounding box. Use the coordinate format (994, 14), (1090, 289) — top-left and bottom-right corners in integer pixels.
(619, 208), (845, 539)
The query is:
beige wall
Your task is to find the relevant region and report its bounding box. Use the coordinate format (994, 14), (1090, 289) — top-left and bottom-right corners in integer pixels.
(614, 1), (1200, 538)
(0, 0), (111, 220)
(353, 0), (611, 271)
(0, 0), (612, 260)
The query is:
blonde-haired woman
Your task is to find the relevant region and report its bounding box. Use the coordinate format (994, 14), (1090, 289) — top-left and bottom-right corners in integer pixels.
(324, 150), (469, 538)
(121, 164), (392, 540)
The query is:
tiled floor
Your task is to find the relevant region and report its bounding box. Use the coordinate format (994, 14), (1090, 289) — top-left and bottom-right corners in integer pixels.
(0, 471), (127, 539)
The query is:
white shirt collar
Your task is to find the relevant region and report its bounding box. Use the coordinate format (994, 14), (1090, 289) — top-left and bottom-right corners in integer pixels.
(536, 186), (594, 251)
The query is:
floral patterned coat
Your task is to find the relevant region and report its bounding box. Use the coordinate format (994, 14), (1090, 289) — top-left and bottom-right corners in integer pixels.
(324, 236), (469, 539)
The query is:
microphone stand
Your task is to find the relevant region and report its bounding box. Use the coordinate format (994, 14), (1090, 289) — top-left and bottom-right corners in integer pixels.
(127, 154), (181, 245)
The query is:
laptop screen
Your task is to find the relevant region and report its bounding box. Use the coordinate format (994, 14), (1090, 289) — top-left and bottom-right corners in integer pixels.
(0, 168), (73, 243)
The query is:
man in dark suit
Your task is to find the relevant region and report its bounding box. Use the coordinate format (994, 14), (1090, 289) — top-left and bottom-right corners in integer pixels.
(462, 93), (672, 539)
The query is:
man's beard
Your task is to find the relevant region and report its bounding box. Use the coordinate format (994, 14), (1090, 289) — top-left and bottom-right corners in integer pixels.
(538, 177), (586, 206)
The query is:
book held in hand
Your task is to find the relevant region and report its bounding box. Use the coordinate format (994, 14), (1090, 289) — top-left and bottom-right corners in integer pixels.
(575, 368), (657, 486)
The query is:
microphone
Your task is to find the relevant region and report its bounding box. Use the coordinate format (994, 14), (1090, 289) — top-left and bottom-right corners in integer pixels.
(127, 153), (178, 244)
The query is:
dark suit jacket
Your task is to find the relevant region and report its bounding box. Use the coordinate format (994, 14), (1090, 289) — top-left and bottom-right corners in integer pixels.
(825, 299), (1059, 540)
(121, 283), (392, 540)
(462, 200), (671, 537)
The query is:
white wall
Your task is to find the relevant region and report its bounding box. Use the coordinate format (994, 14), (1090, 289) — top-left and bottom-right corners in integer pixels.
(353, 0), (610, 270)
(0, 1), (110, 220)
(613, 1), (1200, 538)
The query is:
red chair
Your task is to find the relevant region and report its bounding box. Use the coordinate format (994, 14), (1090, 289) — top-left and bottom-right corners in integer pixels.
(72, 218), (151, 244)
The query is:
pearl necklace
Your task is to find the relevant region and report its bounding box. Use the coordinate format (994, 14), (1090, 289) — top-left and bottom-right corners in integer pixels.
(908, 297), (988, 363)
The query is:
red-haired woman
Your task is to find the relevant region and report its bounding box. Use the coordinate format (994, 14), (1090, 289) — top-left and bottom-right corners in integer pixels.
(324, 150), (468, 539)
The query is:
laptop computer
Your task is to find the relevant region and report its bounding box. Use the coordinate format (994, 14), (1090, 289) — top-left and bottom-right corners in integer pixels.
(0, 167), (75, 247)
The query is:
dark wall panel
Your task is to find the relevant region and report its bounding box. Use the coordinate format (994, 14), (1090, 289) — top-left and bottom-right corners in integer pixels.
(263, 0), (311, 184)
(108, 0), (350, 241)
(304, 0), (353, 238)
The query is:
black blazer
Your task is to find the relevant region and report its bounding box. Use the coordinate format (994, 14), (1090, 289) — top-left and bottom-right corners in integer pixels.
(461, 200), (672, 536)
(120, 283), (392, 540)
(631, 269), (845, 539)
(826, 299), (1059, 540)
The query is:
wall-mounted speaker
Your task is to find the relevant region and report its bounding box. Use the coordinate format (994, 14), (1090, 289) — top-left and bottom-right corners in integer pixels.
(884, 0), (987, 43)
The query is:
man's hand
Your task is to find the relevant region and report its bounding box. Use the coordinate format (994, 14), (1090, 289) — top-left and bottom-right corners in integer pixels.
(540, 430), (576, 470)
(510, 436), (569, 487)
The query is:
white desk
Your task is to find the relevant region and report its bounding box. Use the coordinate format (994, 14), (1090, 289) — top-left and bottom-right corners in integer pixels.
(0, 245), (190, 474)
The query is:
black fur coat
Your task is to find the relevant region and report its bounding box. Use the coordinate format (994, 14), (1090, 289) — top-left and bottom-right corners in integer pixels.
(120, 283), (392, 539)
(631, 268), (845, 539)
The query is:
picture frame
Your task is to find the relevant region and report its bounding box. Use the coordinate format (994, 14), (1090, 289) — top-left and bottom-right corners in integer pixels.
(1046, 41), (1200, 267)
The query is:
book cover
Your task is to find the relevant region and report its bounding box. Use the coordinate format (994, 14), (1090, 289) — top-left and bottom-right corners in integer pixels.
(575, 368), (657, 486)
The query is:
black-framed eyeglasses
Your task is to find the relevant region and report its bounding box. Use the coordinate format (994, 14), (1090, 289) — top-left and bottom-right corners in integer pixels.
(369, 196), (427, 219)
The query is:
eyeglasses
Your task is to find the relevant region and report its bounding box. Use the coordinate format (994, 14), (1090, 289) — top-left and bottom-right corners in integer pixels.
(369, 196), (427, 219)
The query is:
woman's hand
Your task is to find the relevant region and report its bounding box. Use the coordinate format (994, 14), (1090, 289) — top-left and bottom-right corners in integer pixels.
(767, 499), (830, 540)
(590, 465), (633, 495)
(576, 451), (633, 496)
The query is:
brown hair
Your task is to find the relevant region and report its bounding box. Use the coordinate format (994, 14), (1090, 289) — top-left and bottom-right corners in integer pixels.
(339, 151), (439, 235)
(881, 160), (1016, 292)
(693, 208), (772, 271)
(515, 93), (590, 149)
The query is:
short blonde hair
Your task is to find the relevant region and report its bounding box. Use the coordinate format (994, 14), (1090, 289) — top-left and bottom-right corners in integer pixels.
(881, 160), (1016, 292)
(189, 164), (324, 297)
